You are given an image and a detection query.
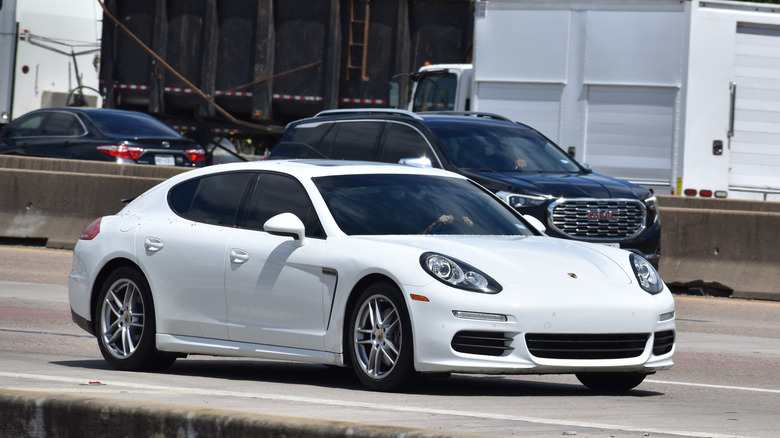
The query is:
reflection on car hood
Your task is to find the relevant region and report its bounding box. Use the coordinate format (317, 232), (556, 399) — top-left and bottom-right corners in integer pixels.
(357, 235), (632, 286)
(463, 170), (650, 199)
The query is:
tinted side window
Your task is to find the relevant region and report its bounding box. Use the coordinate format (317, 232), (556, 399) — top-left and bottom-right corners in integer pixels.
(286, 122), (333, 157)
(380, 123), (438, 167)
(41, 112), (85, 136)
(169, 172), (253, 226)
(5, 114), (47, 137)
(330, 122), (382, 160)
(243, 173), (324, 238)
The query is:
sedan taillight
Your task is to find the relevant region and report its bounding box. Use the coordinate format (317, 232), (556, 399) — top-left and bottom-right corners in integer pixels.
(185, 147), (207, 162)
(97, 145), (146, 160)
(80, 218), (102, 240)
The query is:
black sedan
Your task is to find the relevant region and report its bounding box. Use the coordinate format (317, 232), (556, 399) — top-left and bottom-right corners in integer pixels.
(0, 108), (206, 167)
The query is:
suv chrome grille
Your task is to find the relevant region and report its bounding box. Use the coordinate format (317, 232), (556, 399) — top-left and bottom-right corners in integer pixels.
(548, 198), (646, 240)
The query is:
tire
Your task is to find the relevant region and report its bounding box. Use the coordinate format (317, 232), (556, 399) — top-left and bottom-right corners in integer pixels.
(95, 266), (176, 371)
(348, 282), (414, 391)
(575, 372), (647, 392)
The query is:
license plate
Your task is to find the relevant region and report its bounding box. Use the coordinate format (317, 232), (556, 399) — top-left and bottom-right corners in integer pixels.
(599, 242), (620, 248)
(155, 154), (175, 166)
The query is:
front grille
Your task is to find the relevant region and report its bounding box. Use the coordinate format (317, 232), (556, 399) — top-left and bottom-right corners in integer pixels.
(652, 330), (675, 355)
(548, 198), (646, 240)
(451, 331), (514, 357)
(525, 333), (649, 359)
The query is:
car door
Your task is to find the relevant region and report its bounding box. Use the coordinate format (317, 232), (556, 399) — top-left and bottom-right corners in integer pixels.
(225, 172), (332, 351)
(0, 112), (48, 154)
(137, 171), (254, 340)
(26, 111), (88, 158)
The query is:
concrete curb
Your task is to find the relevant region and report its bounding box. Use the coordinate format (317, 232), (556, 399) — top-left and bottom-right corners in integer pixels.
(0, 389), (481, 438)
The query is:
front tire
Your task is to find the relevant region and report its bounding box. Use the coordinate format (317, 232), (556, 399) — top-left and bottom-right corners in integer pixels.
(348, 282), (414, 391)
(95, 266), (176, 371)
(575, 372), (647, 391)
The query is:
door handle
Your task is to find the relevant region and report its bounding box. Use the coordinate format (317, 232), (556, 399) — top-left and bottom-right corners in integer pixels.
(144, 237), (164, 252)
(230, 248), (250, 264)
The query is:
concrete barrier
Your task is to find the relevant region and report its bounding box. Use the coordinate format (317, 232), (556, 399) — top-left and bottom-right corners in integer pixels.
(657, 196), (780, 300)
(0, 389), (479, 438)
(0, 156), (189, 249)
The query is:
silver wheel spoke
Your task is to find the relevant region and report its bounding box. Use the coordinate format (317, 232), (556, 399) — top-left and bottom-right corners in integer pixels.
(353, 293), (403, 380)
(100, 278), (145, 360)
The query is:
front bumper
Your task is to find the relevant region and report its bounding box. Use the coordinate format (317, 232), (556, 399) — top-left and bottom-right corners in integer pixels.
(404, 281), (675, 375)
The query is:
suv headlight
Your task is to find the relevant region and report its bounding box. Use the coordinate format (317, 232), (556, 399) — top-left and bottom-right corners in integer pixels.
(496, 191), (549, 208)
(630, 253), (664, 295)
(420, 252), (502, 294)
(645, 195), (660, 224)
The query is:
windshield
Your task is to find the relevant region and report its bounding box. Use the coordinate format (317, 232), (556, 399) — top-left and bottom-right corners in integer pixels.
(88, 111), (183, 138)
(428, 122), (582, 173)
(412, 72), (457, 112)
(314, 174), (534, 236)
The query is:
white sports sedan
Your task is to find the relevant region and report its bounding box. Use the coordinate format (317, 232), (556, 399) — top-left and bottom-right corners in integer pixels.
(68, 160), (675, 392)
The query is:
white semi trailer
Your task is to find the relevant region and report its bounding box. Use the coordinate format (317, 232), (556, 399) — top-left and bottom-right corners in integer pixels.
(409, 0), (780, 201)
(0, 0), (101, 124)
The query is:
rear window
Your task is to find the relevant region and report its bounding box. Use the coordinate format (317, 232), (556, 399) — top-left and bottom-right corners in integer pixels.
(88, 111), (182, 138)
(169, 172), (253, 226)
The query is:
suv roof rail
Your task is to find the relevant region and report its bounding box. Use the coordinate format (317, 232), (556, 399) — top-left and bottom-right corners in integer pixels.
(418, 111), (514, 123)
(315, 108), (424, 120)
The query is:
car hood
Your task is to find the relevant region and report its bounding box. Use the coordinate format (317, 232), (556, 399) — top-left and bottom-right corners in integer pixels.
(356, 235), (633, 286)
(462, 170), (650, 199)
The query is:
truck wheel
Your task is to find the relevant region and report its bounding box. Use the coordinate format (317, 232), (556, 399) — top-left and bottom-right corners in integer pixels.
(95, 266), (176, 371)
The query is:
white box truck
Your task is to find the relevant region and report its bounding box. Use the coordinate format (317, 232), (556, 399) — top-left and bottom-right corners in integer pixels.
(0, 0), (102, 124)
(409, 0), (780, 201)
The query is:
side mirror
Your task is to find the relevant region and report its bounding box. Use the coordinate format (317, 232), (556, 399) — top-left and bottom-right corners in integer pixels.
(264, 213), (307, 247)
(522, 214), (547, 234)
(580, 162), (593, 174)
(398, 157), (433, 168)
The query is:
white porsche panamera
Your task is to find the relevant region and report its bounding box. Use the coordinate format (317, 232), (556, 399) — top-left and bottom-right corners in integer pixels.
(68, 160), (675, 392)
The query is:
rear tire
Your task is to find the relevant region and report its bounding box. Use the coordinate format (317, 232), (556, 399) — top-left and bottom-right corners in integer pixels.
(575, 372), (647, 391)
(95, 266), (176, 371)
(348, 282), (414, 391)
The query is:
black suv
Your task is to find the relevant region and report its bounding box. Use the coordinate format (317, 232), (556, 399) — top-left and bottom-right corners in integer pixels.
(269, 109), (660, 265)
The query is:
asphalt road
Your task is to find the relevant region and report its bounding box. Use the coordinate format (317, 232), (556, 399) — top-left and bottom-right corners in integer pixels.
(1, 245), (779, 437)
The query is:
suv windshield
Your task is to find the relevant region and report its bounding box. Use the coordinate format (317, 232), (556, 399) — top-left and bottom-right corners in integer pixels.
(428, 122), (582, 174)
(314, 173), (533, 236)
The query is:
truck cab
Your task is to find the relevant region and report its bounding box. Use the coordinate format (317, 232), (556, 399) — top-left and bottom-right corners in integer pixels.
(408, 64), (472, 113)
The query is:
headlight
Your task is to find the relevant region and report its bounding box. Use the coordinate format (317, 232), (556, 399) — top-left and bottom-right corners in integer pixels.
(495, 191), (549, 208)
(645, 195), (660, 224)
(420, 252), (502, 294)
(630, 253), (663, 295)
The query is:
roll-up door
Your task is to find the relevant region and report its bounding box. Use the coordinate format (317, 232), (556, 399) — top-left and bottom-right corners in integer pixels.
(585, 85), (677, 185)
(730, 24), (780, 191)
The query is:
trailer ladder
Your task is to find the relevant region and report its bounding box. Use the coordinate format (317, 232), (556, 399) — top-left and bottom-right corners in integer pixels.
(347, 0), (370, 81)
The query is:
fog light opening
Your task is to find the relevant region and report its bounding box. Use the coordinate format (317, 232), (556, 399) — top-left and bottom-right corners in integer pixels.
(658, 311), (675, 322)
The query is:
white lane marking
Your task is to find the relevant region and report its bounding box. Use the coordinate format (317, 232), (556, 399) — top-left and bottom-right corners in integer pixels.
(647, 378), (780, 394)
(0, 372), (761, 438)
